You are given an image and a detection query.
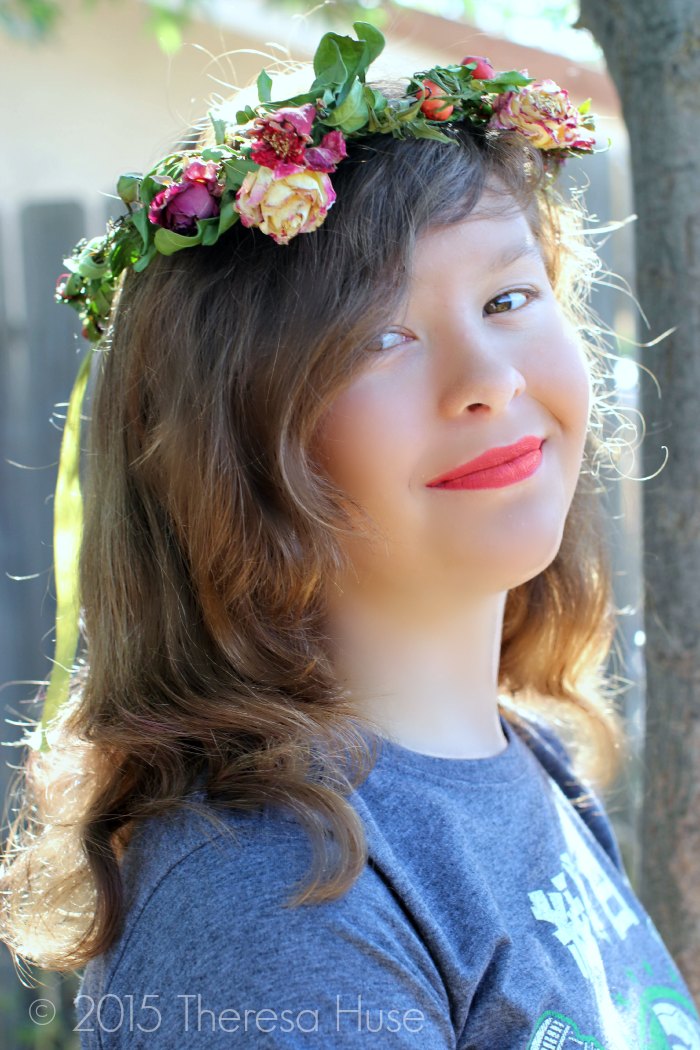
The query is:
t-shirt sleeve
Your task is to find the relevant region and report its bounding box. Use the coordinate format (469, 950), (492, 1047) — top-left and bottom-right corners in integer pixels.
(516, 715), (627, 875)
(86, 824), (457, 1049)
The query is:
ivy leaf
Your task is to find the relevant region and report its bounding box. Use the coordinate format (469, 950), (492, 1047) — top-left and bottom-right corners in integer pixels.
(257, 69), (273, 103)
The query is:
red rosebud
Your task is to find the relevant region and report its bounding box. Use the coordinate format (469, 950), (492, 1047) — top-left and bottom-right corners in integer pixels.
(461, 55), (496, 80)
(148, 160), (224, 235)
(415, 79), (454, 121)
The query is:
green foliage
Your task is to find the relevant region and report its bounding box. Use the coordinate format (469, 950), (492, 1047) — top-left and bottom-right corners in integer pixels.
(0, 0), (204, 54)
(0, 0), (587, 61)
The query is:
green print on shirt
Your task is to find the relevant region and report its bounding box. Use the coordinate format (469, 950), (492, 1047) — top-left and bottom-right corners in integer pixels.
(528, 981), (700, 1049)
(528, 1010), (605, 1048)
(635, 985), (700, 1049)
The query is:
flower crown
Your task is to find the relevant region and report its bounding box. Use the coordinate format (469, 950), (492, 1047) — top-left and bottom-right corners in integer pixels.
(55, 21), (600, 344)
(36, 23), (602, 752)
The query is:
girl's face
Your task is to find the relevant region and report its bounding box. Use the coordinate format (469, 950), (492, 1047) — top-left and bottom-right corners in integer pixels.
(313, 192), (592, 616)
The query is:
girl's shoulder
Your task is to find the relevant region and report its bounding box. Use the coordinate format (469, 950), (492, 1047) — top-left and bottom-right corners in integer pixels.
(78, 796), (456, 1049)
(508, 711), (626, 874)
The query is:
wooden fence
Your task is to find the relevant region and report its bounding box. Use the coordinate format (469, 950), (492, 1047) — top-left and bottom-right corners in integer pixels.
(0, 145), (644, 1046)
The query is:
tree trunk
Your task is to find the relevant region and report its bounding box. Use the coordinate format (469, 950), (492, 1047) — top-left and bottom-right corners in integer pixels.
(576, 0), (700, 999)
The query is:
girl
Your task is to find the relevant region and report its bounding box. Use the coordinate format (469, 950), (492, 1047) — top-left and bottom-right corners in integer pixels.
(2, 24), (699, 1049)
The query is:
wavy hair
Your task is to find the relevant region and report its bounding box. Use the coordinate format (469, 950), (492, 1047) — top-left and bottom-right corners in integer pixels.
(0, 73), (629, 977)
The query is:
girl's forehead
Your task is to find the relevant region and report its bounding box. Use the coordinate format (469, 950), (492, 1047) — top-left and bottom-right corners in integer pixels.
(413, 205), (538, 264)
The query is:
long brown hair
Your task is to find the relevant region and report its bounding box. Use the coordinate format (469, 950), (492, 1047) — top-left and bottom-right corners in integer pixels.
(0, 75), (628, 977)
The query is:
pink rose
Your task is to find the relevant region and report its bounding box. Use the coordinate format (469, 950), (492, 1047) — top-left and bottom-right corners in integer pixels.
(248, 103), (317, 177)
(488, 79), (596, 151)
(304, 130), (348, 173)
(148, 159), (225, 234)
(235, 166), (336, 245)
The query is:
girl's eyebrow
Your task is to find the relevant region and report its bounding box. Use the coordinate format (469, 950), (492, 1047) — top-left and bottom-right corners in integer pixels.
(487, 240), (543, 272)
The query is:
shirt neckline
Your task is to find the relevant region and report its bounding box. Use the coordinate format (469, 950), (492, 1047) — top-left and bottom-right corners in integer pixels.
(360, 711), (530, 785)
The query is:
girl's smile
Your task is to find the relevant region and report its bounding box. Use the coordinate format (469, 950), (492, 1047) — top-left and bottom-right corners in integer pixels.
(425, 433), (546, 489)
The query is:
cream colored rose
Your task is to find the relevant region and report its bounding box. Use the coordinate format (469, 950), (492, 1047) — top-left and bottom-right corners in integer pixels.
(489, 79), (596, 152)
(234, 166), (336, 245)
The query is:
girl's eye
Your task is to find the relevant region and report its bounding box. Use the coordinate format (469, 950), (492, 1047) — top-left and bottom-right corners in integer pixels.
(484, 288), (540, 315)
(365, 326), (415, 353)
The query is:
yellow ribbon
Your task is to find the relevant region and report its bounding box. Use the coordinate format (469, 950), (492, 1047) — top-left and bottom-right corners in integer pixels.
(34, 347), (93, 752)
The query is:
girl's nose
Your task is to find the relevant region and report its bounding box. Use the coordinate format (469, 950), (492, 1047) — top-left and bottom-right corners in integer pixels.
(435, 336), (528, 419)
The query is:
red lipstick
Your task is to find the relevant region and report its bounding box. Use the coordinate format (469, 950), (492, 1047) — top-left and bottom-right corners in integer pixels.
(426, 435), (545, 491)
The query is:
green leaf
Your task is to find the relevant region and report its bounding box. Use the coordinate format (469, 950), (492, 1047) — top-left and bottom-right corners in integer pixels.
(310, 26), (380, 92)
(323, 79), (369, 133)
(199, 217), (220, 246)
(154, 227), (202, 255)
(75, 238), (109, 280)
(138, 173), (168, 207)
(92, 285), (114, 317)
(396, 96), (425, 123)
(363, 85), (387, 113)
(200, 146), (226, 162)
(352, 21), (385, 75)
(208, 109), (228, 145)
(38, 346), (93, 752)
(131, 207), (151, 250)
(312, 37), (347, 89)
(223, 157), (258, 189)
(218, 197), (240, 236)
(408, 122), (456, 143)
(484, 71), (534, 91)
(133, 243), (158, 272)
(578, 98), (592, 115)
(257, 68), (272, 103)
(116, 173), (141, 206)
(236, 106), (257, 125)
(76, 255), (107, 280)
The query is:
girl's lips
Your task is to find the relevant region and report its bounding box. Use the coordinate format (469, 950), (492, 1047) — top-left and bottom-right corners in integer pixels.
(426, 435), (545, 487)
(430, 444), (545, 490)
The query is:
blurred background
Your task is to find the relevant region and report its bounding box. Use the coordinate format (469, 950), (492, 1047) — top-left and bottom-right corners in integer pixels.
(0, 0), (640, 1045)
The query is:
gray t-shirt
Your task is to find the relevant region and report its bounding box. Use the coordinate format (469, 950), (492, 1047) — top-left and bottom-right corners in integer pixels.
(74, 713), (700, 1048)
